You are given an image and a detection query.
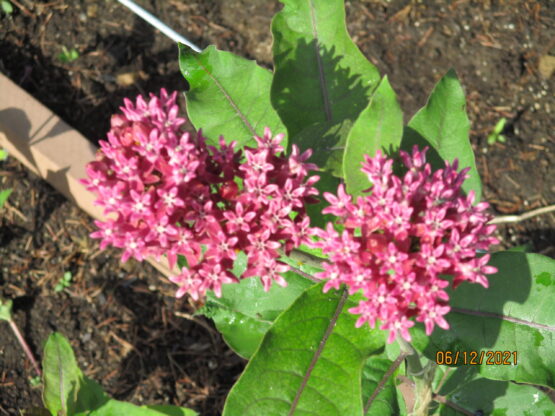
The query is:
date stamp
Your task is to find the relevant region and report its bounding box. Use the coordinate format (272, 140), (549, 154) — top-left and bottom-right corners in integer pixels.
(435, 350), (517, 366)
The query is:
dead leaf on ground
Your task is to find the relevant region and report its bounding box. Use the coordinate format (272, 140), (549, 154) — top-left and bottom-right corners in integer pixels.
(116, 71), (149, 87)
(538, 55), (555, 79)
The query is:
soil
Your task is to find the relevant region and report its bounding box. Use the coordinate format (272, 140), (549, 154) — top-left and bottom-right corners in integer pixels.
(0, 0), (554, 415)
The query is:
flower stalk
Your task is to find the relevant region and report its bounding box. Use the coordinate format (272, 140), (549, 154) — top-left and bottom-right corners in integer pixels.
(397, 337), (436, 416)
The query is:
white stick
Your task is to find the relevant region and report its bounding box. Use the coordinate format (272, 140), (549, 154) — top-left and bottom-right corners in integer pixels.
(117, 0), (202, 52)
(489, 204), (555, 225)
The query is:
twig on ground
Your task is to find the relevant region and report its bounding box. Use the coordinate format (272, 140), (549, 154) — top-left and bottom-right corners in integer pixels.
(490, 204), (555, 225)
(8, 0), (33, 17)
(175, 311), (220, 337)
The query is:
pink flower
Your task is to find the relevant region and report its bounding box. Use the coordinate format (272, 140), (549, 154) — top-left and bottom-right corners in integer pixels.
(223, 202), (256, 233)
(311, 146), (499, 343)
(90, 219), (120, 250)
(170, 267), (203, 300)
(83, 90), (319, 300)
(323, 184), (352, 217)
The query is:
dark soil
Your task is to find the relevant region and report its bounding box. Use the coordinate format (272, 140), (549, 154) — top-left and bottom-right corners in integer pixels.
(0, 0), (554, 415)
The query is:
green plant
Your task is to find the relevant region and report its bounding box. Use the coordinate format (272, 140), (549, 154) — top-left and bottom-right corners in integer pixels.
(0, 148), (12, 210)
(81, 0), (555, 414)
(0, 188), (11, 210)
(29, 376), (42, 388)
(1, 0), (13, 15)
(487, 117), (507, 145)
(54, 271), (73, 292)
(28, 332), (197, 416)
(58, 46), (79, 63)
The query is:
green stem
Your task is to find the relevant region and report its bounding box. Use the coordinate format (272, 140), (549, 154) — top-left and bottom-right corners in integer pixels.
(278, 248), (324, 283)
(288, 248), (325, 269)
(287, 264), (320, 283)
(397, 337), (423, 376)
(397, 338), (435, 416)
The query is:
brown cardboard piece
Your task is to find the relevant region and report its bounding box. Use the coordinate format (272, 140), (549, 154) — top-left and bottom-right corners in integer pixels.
(0, 72), (177, 278)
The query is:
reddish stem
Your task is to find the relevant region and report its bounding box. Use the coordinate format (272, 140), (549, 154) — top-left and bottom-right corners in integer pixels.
(8, 319), (42, 377)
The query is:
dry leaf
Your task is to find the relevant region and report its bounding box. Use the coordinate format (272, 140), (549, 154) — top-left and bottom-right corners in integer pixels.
(538, 55), (555, 79)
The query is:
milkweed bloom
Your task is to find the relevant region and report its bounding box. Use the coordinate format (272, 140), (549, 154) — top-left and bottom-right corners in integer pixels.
(311, 147), (499, 343)
(83, 90), (319, 300)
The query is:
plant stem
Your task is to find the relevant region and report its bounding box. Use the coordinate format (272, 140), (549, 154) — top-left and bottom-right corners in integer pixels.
(289, 248), (325, 269)
(278, 248), (323, 282)
(397, 338), (436, 416)
(287, 265), (320, 282)
(364, 350), (409, 414)
(432, 393), (475, 416)
(397, 338), (423, 376)
(8, 319), (42, 377)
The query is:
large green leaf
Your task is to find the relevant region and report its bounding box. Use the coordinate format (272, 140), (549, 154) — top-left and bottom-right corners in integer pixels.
(271, 0), (380, 175)
(343, 76), (403, 197)
(42, 333), (83, 416)
(179, 44), (286, 148)
(403, 69), (481, 200)
(362, 355), (407, 416)
(413, 252), (555, 389)
(43, 333), (197, 416)
(432, 366), (555, 415)
(222, 284), (385, 416)
(200, 272), (315, 359)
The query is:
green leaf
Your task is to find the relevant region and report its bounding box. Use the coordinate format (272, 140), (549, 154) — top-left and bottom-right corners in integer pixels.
(179, 44), (286, 148)
(362, 355), (407, 416)
(42, 335), (197, 416)
(200, 272), (314, 359)
(1, 1), (13, 15)
(433, 366), (555, 416)
(307, 170), (341, 228)
(0, 188), (12, 209)
(343, 76), (403, 197)
(0, 298), (13, 321)
(403, 69), (481, 200)
(280, 247), (324, 276)
(0, 148), (8, 160)
(20, 408), (52, 416)
(271, 0), (380, 175)
(42, 333), (82, 416)
(75, 376), (109, 413)
(144, 405), (199, 416)
(78, 400), (198, 416)
(222, 284), (385, 415)
(413, 252), (555, 389)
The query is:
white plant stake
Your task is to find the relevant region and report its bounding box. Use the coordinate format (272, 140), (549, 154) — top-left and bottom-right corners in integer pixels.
(117, 0), (202, 52)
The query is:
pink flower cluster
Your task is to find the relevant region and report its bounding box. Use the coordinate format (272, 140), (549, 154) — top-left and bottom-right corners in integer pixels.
(311, 147), (498, 343)
(82, 90), (319, 300)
